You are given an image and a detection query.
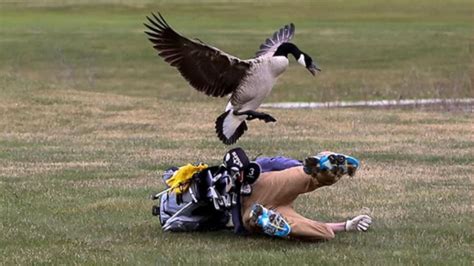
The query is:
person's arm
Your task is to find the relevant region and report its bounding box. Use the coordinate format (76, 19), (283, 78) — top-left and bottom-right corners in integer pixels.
(326, 222), (346, 233)
(327, 215), (372, 233)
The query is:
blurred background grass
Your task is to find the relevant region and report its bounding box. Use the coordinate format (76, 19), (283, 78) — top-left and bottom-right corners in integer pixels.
(1, 0), (472, 102)
(1, 0), (473, 265)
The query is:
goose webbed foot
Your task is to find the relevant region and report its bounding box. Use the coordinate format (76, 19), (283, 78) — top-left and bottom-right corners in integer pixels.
(259, 113), (277, 123)
(234, 110), (277, 123)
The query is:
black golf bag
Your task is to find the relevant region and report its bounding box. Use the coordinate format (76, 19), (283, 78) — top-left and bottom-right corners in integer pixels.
(150, 148), (261, 232)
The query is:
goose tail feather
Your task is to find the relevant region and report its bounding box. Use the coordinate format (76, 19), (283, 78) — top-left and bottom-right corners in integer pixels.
(215, 110), (248, 145)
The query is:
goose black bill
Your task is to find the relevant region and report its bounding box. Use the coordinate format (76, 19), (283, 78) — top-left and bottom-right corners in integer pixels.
(307, 63), (321, 76)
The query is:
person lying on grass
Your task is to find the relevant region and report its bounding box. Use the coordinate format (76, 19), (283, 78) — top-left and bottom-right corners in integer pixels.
(239, 150), (372, 240)
(153, 148), (372, 241)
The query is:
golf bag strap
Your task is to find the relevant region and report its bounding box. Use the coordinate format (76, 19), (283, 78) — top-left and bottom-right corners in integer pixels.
(231, 183), (248, 235)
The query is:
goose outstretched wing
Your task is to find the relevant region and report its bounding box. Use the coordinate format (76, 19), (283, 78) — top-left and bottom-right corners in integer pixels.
(145, 13), (251, 97)
(255, 23), (295, 58)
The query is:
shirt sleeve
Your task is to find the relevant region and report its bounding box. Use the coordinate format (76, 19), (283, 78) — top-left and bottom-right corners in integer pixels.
(255, 156), (303, 173)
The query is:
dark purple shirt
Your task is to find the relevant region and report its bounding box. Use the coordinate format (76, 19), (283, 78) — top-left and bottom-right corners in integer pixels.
(256, 156), (302, 173)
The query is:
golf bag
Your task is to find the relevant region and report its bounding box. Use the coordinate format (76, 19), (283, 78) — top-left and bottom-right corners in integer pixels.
(150, 148), (261, 232)
(152, 166), (230, 231)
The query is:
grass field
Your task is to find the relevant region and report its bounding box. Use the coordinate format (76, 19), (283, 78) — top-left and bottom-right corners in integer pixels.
(1, 0), (473, 265)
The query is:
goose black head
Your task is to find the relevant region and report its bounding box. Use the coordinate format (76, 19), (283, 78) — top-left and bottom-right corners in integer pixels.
(274, 42), (321, 76)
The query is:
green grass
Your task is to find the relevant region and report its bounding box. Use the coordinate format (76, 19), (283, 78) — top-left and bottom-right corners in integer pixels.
(1, 0), (472, 101)
(1, 0), (473, 265)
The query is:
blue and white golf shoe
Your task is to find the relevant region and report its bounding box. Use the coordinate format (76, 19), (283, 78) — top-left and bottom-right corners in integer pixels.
(250, 204), (291, 238)
(304, 151), (360, 177)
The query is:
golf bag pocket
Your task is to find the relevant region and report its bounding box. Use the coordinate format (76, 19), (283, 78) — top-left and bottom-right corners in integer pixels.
(152, 166), (230, 232)
(159, 191), (229, 232)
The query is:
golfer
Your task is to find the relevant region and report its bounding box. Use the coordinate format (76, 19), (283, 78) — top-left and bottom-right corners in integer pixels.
(236, 151), (372, 241)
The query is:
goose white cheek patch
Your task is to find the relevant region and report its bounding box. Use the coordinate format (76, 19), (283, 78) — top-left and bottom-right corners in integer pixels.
(297, 54), (306, 67)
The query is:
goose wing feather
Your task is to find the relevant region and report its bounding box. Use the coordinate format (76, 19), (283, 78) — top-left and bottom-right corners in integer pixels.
(255, 23), (295, 58)
(145, 12), (251, 97)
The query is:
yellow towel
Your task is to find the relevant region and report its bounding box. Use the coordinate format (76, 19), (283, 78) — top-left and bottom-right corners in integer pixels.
(165, 163), (208, 194)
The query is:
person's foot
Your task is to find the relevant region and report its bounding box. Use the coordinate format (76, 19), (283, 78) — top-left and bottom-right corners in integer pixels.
(304, 151), (360, 177)
(249, 204), (291, 237)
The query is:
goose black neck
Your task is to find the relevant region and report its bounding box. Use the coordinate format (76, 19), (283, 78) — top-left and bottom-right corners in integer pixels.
(273, 42), (301, 59)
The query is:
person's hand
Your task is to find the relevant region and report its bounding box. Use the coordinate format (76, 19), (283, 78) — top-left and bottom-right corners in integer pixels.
(345, 215), (372, 232)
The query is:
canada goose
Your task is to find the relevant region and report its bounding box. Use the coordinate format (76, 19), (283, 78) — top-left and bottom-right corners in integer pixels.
(144, 13), (320, 145)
